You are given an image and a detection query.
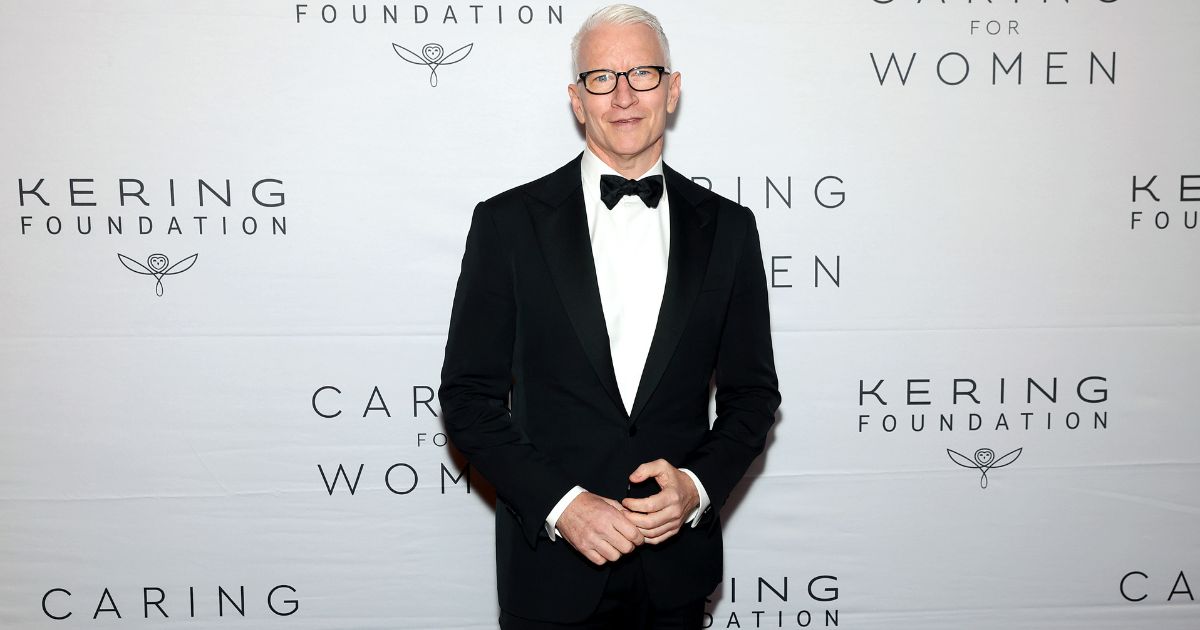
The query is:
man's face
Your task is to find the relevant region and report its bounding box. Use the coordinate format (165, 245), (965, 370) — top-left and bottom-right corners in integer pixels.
(568, 22), (681, 174)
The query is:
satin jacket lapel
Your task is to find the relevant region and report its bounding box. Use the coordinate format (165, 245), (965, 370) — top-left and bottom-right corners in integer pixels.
(629, 164), (718, 423)
(527, 155), (626, 416)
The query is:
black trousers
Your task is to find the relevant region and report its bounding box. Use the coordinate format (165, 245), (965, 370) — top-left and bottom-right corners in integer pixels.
(499, 554), (706, 630)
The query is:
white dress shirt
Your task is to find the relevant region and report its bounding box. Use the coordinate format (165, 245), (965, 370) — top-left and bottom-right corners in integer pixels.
(544, 147), (711, 541)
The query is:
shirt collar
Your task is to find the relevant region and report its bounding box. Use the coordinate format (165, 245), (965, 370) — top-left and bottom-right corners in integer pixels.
(581, 146), (665, 194)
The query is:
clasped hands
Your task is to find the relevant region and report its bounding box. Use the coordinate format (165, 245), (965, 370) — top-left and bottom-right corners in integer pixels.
(556, 459), (700, 566)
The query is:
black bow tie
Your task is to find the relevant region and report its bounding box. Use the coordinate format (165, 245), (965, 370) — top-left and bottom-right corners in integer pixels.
(599, 173), (664, 210)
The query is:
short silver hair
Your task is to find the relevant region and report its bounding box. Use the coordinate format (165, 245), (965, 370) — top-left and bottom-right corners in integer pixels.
(571, 4), (672, 73)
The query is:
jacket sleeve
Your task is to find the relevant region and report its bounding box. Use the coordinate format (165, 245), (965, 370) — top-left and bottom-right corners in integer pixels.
(438, 201), (577, 548)
(682, 207), (781, 517)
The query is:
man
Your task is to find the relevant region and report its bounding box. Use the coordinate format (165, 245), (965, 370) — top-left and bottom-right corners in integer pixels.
(439, 4), (780, 628)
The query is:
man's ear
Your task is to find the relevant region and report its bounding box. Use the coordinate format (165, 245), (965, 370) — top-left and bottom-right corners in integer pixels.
(567, 83), (586, 124)
(666, 71), (681, 114)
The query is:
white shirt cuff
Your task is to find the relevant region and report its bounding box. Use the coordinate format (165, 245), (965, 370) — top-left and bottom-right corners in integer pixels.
(679, 468), (710, 527)
(545, 485), (586, 541)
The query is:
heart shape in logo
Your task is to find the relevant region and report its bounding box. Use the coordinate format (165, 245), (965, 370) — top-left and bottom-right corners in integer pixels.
(147, 254), (169, 272)
(422, 43), (444, 63)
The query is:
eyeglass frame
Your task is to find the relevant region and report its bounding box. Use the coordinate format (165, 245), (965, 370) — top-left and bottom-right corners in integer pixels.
(575, 65), (669, 95)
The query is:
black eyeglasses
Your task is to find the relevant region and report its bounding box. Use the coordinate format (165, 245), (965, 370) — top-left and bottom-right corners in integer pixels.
(576, 66), (668, 95)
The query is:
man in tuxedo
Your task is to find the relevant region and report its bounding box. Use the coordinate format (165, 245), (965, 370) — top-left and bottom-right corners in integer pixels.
(438, 4), (780, 628)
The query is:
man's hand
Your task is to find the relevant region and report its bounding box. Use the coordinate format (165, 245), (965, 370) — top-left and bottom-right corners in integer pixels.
(621, 459), (700, 545)
(557, 491), (645, 565)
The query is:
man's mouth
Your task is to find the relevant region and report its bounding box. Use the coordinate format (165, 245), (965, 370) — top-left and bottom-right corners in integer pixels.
(610, 117), (642, 126)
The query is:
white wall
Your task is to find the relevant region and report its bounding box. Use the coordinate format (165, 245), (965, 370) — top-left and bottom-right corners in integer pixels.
(1, 1), (1197, 628)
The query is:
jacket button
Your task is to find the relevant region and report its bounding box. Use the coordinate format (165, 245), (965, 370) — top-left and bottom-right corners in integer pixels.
(628, 424), (638, 437)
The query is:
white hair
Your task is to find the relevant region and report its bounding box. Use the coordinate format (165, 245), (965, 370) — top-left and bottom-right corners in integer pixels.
(571, 4), (672, 73)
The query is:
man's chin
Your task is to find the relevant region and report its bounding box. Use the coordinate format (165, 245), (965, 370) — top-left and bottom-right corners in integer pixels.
(605, 142), (659, 160)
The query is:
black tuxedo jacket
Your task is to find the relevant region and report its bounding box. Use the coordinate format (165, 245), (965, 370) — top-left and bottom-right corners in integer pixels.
(438, 154), (780, 623)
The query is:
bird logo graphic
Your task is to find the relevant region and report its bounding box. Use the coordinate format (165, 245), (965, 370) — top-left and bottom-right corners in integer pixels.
(392, 42), (474, 87)
(947, 447), (1023, 489)
(117, 252), (198, 297)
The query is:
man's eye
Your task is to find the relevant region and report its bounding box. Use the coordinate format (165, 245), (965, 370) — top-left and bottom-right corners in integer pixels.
(594, 74), (610, 82)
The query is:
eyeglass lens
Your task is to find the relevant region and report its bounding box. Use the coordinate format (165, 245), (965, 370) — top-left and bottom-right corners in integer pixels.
(584, 67), (662, 94)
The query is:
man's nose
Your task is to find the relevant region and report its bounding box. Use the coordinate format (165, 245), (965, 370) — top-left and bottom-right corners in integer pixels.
(610, 74), (638, 108)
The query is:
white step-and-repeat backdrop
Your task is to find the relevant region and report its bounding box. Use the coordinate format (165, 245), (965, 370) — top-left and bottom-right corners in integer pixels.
(2, 1), (1197, 628)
